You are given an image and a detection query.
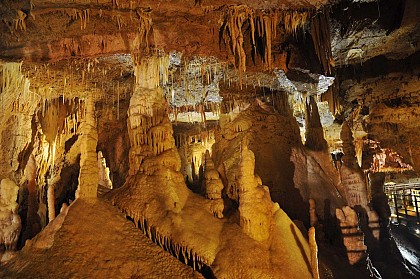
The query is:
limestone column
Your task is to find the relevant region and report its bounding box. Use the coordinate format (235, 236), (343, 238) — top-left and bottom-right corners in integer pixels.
(47, 184), (55, 222)
(340, 121), (368, 208)
(203, 150), (224, 218)
(238, 141), (274, 242)
(309, 227), (320, 279)
(76, 98), (98, 199)
(111, 55), (188, 220)
(305, 96), (328, 151)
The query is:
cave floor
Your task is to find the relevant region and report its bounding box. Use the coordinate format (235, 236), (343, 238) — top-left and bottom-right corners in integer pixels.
(0, 198), (203, 279)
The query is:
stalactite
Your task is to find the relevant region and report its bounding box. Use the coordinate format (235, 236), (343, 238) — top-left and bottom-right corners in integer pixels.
(320, 81), (341, 116)
(15, 10), (27, 31)
(221, 7), (311, 86)
(310, 8), (334, 75)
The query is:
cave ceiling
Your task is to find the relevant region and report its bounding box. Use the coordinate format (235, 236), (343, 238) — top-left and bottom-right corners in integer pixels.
(1, 1), (420, 278)
(1, 0), (419, 174)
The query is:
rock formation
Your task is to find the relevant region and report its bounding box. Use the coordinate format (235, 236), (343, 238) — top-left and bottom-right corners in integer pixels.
(0, 0), (418, 278)
(76, 98), (99, 199)
(98, 151), (113, 190)
(309, 226), (320, 279)
(340, 121), (369, 209)
(309, 198), (318, 227)
(238, 141), (276, 242)
(203, 150), (224, 218)
(0, 179), (21, 251)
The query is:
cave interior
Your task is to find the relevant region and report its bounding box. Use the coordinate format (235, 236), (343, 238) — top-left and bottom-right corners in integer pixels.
(0, 0), (419, 278)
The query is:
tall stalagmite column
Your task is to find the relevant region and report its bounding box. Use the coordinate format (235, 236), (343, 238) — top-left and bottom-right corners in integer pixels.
(336, 122), (381, 269)
(112, 55), (188, 221)
(127, 55), (182, 176)
(203, 150), (224, 218)
(340, 121), (368, 208)
(22, 155), (39, 242)
(305, 96), (328, 151)
(76, 98), (98, 199)
(238, 141), (274, 242)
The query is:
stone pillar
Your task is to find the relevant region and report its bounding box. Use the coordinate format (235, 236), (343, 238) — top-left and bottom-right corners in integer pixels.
(309, 198), (318, 227)
(127, 56), (180, 176)
(0, 178), (21, 251)
(47, 184), (55, 222)
(203, 150), (224, 218)
(309, 227), (320, 279)
(305, 96), (328, 151)
(76, 98), (98, 199)
(238, 141), (274, 242)
(340, 121), (368, 209)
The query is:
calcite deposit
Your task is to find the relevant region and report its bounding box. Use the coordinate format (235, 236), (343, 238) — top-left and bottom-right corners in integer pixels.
(0, 179), (21, 252)
(0, 0), (419, 278)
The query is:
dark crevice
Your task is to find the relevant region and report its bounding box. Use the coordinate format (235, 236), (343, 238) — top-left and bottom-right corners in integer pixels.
(337, 51), (420, 80)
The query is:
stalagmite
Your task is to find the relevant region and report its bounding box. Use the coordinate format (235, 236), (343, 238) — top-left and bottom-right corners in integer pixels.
(305, 96), (328, 151)
(238, 140), (274, 242)
(98, 151), (113, 189)
(0, 179), (21, 251)
(339, 121), (369, 209)
(309, 199), (318, 227)
(309, 227), (320, 279)
(203, 151), (224, 218)
(47, 185), (55, 222)
(76, 98), (99, 199)
(367, 210), (380, 241)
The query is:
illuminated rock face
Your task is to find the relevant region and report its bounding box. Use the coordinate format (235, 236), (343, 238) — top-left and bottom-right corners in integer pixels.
(0, 0), (418, 277)
(340, 122), (369, 209)
(109, 56), (314, 279)
(238, 142), (275, 242)
(203, 151), (224, 218)
(0, 62), (33, 179)
(98, 151), (112, 189)
(0, 179), (21, 251)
